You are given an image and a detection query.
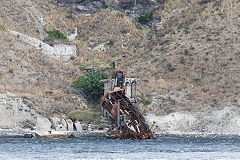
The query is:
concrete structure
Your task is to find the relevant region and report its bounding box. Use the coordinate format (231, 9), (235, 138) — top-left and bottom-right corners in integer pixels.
(9, 30), (77, 61)
(102, 77), (137, 103)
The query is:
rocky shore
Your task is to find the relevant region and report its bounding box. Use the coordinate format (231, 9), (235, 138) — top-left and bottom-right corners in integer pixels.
(0, 129), (107, 139)
(1, 92), (240, 138)
(2, 128), (240, 140)
(147, 105), (240, 135)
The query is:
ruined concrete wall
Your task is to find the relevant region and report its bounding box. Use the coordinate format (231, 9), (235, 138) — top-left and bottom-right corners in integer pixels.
(9, 30), (77, 61)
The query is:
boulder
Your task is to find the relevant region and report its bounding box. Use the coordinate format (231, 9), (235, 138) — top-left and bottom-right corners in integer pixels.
(50, 117), (67, 131)
(66, 119), (74, 131)
(74, 121), (83, 131)
(36, 118), (51, 131)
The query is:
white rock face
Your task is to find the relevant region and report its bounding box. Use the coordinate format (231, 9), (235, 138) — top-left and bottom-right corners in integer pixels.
(36, 117), (52, 131)
(67, 27), (78, 41)
(74, 121), (83, 131)
(0, 93), (39, 129)
(147, 112), (197, 134)
(147, 106), (240, 135)
(50, 117), (67, 131)
(66, 119), (74, 131)
(9, 30), (77, 61)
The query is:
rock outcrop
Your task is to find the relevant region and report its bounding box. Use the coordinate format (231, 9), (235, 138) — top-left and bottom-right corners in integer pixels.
(74, 121), (83, 131)
(36, 117), (52, 131)
(0, 93), (40, 129)
(51, 0), (165, 17)
(147, 106), (240, 135)
(50, 117), (67, 131)
(66, 119), (74, 131)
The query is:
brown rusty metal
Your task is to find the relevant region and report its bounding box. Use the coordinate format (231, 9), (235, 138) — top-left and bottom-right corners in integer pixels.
(100, 71), (156, 140)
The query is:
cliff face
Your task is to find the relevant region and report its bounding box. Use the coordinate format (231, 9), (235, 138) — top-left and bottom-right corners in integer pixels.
(0, 0), (240, 133)
(52, 0), (165, 16)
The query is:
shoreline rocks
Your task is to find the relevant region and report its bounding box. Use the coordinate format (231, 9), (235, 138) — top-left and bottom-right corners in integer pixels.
(147, 105), (240, 135)
(36, 118), (52, 131)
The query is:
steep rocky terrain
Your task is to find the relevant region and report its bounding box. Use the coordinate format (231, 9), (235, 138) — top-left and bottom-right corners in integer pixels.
(0, 0), (88, 118)
(0, 0), (240, 133)
(122, 0), (240, 116)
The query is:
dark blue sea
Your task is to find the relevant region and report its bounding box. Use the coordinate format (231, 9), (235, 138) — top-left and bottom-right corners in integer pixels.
(0, 136), (240, 160)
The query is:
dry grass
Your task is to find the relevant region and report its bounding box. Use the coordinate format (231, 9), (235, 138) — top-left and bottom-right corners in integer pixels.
(121, 0), (240, 115)
(1, 0), (239, 117)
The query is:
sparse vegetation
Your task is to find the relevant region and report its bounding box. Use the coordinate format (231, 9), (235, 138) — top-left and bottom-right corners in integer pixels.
(45, 29), (67, 40)
(79, 61), (111, 70)
(116, 12), (124, 18)
(144, 98), (152, 106)
(198, 0), (211, 5)
(106, 39), (115, 46)
(1, 0), (240, 119)
(105, 3), (113, 11)
(164, 36), (173, 43)
(186, 93), (194, 98)
(67, 110), (101, 123)
(121, 29), (128, 34)
(0, 24), (7, 32)
(136, 12), (153, 25)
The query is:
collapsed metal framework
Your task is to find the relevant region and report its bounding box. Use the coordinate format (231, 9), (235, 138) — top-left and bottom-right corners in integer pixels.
(100, 71), (155, 139)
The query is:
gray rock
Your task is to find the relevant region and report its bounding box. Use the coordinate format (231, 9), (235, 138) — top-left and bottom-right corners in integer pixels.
(53, 0), (165, 18)
(74, 121), (83, 131)
(36, 118), (51, 131)
(66, 119), (74, 131)
(50, 117), (67, 131)
(0, 93), (39, 129)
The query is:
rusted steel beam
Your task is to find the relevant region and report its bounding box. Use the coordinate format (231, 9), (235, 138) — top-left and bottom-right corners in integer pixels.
(100, 71), (155, 140)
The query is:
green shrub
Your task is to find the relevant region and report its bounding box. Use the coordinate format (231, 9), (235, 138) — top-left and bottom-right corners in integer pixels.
(67, 110), (101, 122)
(186, 93), (194, 98)
(121, 29), (128, 34)
(144, 98), (152, 106)
(116, 12), (124, 18)
(71, 72), (108, 102)
(45, 30), (67, 40)
(198, 0), (211, 5)
(0, 24), (7, 32)
(136, 12), (153, 25)
(105, 3), (113, 10)
(106, 39), (115, 46)
(164, 36), (173, 43)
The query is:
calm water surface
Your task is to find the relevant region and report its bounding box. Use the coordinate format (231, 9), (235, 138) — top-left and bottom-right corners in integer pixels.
(0, 137), (240, 160)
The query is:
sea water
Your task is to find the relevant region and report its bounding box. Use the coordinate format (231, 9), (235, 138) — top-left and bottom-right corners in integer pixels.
(0, 137), (240, 160)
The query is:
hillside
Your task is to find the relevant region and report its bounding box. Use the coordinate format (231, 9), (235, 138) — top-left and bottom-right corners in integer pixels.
(122, 0), (240, 115)
(0, 0), (240, 131)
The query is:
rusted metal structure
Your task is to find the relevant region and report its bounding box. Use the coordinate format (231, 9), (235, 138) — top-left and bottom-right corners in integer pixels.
(100, 71), (155, 139)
